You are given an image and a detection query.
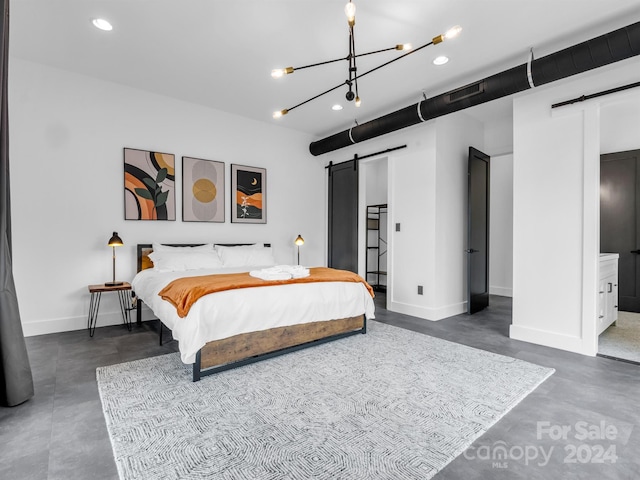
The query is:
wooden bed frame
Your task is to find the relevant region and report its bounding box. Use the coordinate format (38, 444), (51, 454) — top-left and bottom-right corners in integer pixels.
(134, 243), (367, 381)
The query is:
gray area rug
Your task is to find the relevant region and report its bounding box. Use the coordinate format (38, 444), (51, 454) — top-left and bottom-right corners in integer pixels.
(599, 311), (640, 363)
(97, 321), (554, 480)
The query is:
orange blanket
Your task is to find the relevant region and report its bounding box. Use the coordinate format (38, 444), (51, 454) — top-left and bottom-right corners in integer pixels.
(158, 267), (375, 318)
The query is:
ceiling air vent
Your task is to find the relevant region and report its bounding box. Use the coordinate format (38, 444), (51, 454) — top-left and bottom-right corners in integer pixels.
(445, 81), (486, 103)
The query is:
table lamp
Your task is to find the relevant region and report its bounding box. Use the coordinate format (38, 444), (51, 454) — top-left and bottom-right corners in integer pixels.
(294, 234), (304, 265)
(106, 232), (124, 286)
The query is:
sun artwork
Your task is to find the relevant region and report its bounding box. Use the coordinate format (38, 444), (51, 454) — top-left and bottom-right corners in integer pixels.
(192, 178), (217, 203)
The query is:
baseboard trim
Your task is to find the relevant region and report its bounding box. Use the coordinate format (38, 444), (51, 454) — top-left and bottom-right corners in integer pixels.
(389, 300), (466, 321)
(509, 324), (591, 355)
(489, 286), (513, 297)
(22, 306), (157, 337)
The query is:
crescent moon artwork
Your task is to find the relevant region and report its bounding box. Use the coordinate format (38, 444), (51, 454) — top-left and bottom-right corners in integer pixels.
(232, 165), (266, 224)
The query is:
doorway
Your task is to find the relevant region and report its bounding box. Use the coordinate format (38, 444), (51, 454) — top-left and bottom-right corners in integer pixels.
(366, 204), (387, 293)
(599, 148), (640, 364)
(600, 149), (640, 312)
(467, 147), (490, 314)
(360, 157), (389, 304)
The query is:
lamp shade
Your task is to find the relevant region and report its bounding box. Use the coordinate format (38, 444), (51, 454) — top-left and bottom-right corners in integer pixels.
(108, 232), (123, 247)
(294, 235), (304, 246)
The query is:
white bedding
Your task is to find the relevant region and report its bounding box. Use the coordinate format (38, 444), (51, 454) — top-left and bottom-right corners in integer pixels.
(131, 266), (376, 364)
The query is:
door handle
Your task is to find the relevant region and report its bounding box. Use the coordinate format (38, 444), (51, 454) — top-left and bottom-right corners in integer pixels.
(466, 249), (478, 253)
(608, 282), (612, 293)
(631, 250), (640, 254)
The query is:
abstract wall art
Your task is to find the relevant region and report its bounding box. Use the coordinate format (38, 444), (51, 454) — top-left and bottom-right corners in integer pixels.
(231, 164), (266, 224)
(182, 156), (225, 222)
(124, 148), (176, 220)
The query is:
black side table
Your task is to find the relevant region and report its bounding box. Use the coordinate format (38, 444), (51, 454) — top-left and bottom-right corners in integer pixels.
(87, 282), (134, 337)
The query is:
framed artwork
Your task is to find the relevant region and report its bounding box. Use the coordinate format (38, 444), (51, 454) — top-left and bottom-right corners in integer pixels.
(124, 148), (176, 220)
(182, 157), (225, 222)
(231, 164), (266, 224)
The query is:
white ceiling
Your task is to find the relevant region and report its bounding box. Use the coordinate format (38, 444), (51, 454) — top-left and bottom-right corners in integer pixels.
(9, 1), (640, 139)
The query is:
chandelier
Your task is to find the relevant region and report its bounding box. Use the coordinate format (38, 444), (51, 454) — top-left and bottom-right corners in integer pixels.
(271, 1), (461, 118)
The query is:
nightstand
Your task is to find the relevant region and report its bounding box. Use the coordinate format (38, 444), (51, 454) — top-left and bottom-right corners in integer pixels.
(87, 282), (134, 337)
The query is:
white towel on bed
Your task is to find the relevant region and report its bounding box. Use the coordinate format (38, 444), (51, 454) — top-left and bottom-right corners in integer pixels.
(288, 265), (310, 278)
(249, 265), (310, 281)
(249, 269), (293, 281)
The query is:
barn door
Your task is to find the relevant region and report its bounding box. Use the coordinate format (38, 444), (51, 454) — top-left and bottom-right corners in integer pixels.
(328, 160), (358, 272)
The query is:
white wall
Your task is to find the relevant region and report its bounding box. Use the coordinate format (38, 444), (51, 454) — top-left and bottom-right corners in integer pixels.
(489, 154), (513, 297)
(434, 114), (485, 315)
(9, 58), (325, 336)
(322, 110), (484, 321)
(484, 113), (514, 157)
(511, 58), (640, 355)
(364, 159), (388, 206)
(600, 96), (640, 154)
(387, 128), (439, 314)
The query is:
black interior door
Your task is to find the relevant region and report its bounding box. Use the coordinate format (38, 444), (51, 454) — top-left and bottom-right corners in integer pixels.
(467, 147), (490, 314)
(601, 149), (640, 312)
(328, 160), (358, 272)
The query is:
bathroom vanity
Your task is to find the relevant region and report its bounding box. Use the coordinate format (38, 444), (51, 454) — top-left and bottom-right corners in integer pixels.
(598, 253), (619, 335)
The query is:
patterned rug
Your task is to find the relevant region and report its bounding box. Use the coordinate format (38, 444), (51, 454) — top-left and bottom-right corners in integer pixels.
(599, 311), (640, 363)
(97, 321), (554, 480)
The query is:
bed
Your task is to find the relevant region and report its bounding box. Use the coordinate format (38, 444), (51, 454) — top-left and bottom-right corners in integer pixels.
(131, 243), (375, 381)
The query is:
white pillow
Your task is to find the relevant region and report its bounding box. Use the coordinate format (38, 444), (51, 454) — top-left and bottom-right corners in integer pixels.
(248, 247), (277, 267)
(216, 245), (275, 267)
(149, 250), (223, 272)
(152, 243), (214, 253)
(214, 244), (257, 252)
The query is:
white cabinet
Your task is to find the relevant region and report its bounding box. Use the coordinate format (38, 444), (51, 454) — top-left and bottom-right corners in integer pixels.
(598, 253), (619, 335)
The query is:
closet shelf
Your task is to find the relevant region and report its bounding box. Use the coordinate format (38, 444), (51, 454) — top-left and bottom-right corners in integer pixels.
(366, 204), (388, 293)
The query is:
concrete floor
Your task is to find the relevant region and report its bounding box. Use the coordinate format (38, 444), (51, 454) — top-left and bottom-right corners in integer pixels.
(1, 295), (638, 479)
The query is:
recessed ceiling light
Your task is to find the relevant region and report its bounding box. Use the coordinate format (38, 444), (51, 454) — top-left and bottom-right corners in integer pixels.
(92, 18), (113, 31)
(332, 104), (343, 111)
(433, 56), (449, 66)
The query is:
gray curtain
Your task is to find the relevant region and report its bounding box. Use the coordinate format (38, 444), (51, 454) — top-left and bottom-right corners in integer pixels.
(0, 0), (33, 407)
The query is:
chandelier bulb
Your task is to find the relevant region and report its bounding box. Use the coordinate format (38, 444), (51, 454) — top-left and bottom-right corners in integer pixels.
(344, 1), (356, 24)
(271, 67), (294, 78)
(444, 25), (462, 40)
(355, 96), (361, 107)
(395, 43), (412, 51)
(273, 109), (288, 119)
(433, 25), (462, 45)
